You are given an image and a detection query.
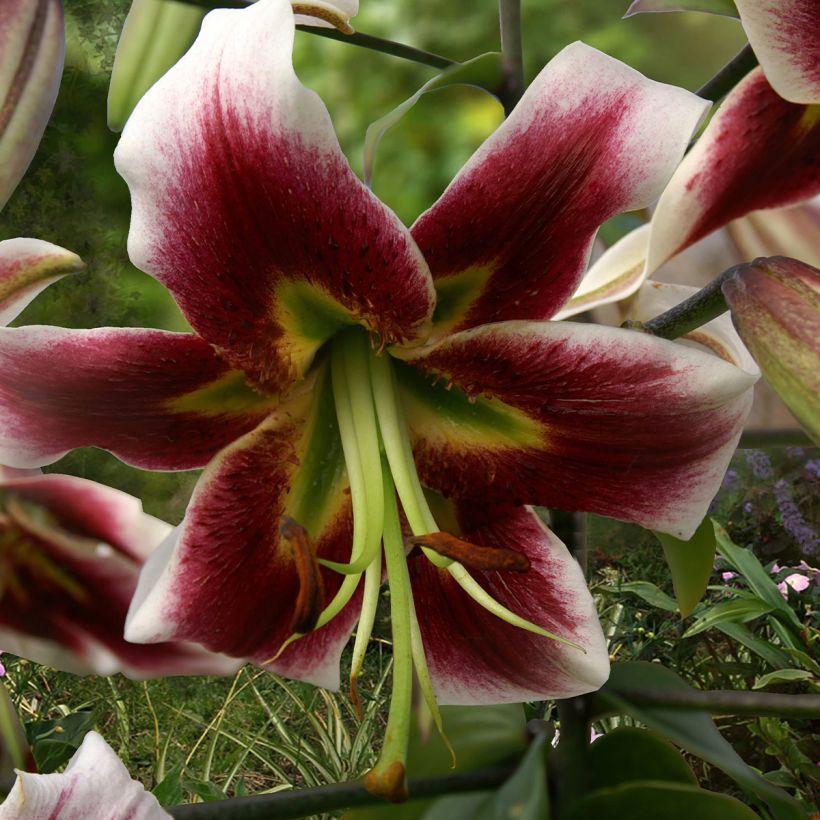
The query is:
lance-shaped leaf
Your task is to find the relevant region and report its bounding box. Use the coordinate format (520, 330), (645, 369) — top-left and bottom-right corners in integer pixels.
(0, 238), (83, 326)
(0, 684), (35, 778)
(0, 0), (64, 211)
(126, 368), (362, 687)
(721, 256), (820, 442)
(0, 326), (277, 470)
(0, 731), (170, 819)
(624, 0), (737, 16)
(410, 503), (609, 704)
(115, 0), (433, 393)
(734, 0), (820, 104)
(410, 41), (708, 336)
(0, 469), (240, 678)
(645, 68), (820, 278)
(393, 319), (756, 539)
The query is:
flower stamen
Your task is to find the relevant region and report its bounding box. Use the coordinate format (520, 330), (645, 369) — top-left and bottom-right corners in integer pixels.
(280, 517), (325, 634)
(409, 531), (530, 572)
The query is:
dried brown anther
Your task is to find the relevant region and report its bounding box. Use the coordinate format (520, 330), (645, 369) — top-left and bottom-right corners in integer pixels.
(409, 531), (530, 572)
(280, 516), (326, 633)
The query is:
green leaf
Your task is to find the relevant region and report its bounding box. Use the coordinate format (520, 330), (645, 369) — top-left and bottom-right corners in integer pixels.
(471, 735), (548, 820)
(0, 684), (31, 776)
(346, 704), (527, 820)
(624, 0), (738, 17)
(753, 669), (815, 690)
(182, 778), (228, 802)
(682, 598), (774, 638)
(26, 712), (96, 774)
(619, 581), (678, 612)
(569, 781), (760, 820)
(595, 662), (804, 820)
(654, 518), (716, 617)
(781, 648), (820, 676)
(152, 763), (184, 807)
(422, 793), (491, 819)
(363, 53), (503, 187)
(715, 621), (795, 670)
(713, 522), (803, 633)
(587, 728), (696, 791)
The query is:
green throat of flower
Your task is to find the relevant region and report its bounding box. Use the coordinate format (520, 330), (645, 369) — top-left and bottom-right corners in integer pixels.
(272, 327), (581, 802)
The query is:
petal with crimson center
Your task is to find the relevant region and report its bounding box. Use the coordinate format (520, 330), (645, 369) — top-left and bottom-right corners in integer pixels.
(0, 731), (170, 819)
(126, 366), (362, 689)
(410, 502), (608, 704)
(392, 321), (756, 539)
(646, 68), (820, 278)
(0, 239), (84, 326)
(0, 326), (276, 470)
(735, 0), (820, 105)
(0, 490), (238, 678)
(410, 41), (707, 335)
(115, 0), (433, 393)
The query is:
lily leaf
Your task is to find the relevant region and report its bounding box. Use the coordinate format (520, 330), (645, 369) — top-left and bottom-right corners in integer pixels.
(682, 598), (774, 638)
(752, 669), (815, 690)
(624, 0), (738, 17)
(363, 52), (502, 187)
(594, 662), (804, 820)
(586, 728), (696, 791)
(715, 621), (795, 670)
(0, 684), (32, 777)
(713, 522), (803, 633)
(619, 581), (678, 612)
(654, 518), (716, 617)
(26, 711), (96, 774)
(569, 781), (759, 820)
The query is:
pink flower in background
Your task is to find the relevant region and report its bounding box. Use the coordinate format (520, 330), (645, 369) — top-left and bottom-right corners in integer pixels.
(777, 573), (811, 598)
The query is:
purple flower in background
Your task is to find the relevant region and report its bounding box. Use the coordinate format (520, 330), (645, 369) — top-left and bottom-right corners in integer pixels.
(0, 653), (4, 677)
(805, 459), (820, 479)
(722, 468), (740, 489)
(786, 447), (806, 460)
(722, 571), (737, 582)
(743, 501), (754, 514)
(745, 450), (773, 480)
(777, 573), (811, 598)
(774, 479), (819, 556)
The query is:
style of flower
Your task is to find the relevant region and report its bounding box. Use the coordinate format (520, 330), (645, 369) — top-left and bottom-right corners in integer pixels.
(0, 731), (170, 819)
(0, 0), (758, 796)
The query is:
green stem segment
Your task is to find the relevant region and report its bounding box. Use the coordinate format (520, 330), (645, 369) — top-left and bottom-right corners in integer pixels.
(695, 43), (758, 102)
(498, 0), (524, 115)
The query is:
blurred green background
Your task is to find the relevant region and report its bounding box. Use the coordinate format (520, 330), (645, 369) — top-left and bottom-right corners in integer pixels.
(0, 0), (745, 519)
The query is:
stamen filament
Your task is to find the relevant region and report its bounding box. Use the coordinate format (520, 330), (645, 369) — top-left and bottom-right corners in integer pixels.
(280, 517), (325, 633)
(349, 553), (382, 720)
(447, 562), (586, 652)
(363, 466), (413, 802)
(369, 353), (451, 569)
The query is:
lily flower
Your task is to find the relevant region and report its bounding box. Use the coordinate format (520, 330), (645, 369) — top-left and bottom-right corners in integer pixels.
(0, 467), (241, 678)
(0, 0), (757, 796)
(560, 1), (820, 319)
(0, 0), (65, 211)
(0, 730), (170, 819)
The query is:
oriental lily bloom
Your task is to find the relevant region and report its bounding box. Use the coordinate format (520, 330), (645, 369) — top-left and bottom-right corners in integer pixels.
(0, 731), (170, 819)
(0, 467), (240, 678)
(0, 0), (758, 796)
(560, 2), (820, 320)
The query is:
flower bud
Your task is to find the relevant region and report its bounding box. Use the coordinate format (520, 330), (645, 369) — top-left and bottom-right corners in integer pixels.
(722, 256), (820, 442)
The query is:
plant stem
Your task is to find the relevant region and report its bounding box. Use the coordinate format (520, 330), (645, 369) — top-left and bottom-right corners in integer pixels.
(593, 689), (820, 719)
(498, 0), (524, 114)
(553, 698), (590, 819)
(167, 767), (515, 818)
(175, 0), (456, 70)
(636, 265), (738, 340)
(695, 44), (758, 102)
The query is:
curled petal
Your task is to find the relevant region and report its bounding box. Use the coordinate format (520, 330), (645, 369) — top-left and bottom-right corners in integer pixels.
(646, 69), (820, 278)
(393, 321), (756, 538)
(0, 0), (64, 210)
(115, 0), (433, 393)
(411, 41), (707, 334)
(410, 503), (608, 704)
(0, 238), (83, 326)
(735, 0), (820, 104)
(722, 256), (820, 441)
(0, 482), (238, 678)
(0, 326), (275, 470)
(0, 731), (170, 819)
(126, 372), (361, 688)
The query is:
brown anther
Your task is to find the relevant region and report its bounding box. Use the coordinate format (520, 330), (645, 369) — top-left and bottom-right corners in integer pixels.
(291, 3), (354, 34)
(280, 516), (326, 633)
(409, 531), (530, 572)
